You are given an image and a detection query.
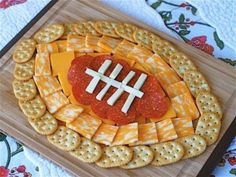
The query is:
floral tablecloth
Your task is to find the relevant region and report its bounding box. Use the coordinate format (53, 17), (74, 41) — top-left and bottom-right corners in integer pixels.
(0, 0), (236, 177)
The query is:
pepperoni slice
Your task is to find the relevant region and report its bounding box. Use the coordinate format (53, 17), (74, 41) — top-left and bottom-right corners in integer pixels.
(90, 94), (111, 119)
(72, 82), (93, 105)
(136, 92), (170, 118)
(141, 75), (165, 96)
(107, 99), (136, 125)
(68, 55), (94, 85)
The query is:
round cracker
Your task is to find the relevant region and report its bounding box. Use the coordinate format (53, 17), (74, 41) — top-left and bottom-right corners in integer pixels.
(196, 91), (222, 119)
(60, 23), (77, 39)
(195, 113), (221, 145)
(34, 24), (64, 43)
(176, 134), (206, 159)
(150, 142), (184, 166)
(121, 145), (154, 169)
(152, 40), (177, 63)
(13, 39), (36, 63)
(170, 52), (197, 78)
(13, 59), (35, 81)
(74, 21), (101, 36)
(94, 21), (119, 38)
(70, 137), (102, 163)
(28, 112), (58, 135)
(115, 23), (137, 42)
(47, 126), (80, 151)
(96, 146), (133, 168)
(133, 28), (161, 50)
(19, 95), (46, 119)
(12, 79), (37, 101)
(184, 70), (210, 97)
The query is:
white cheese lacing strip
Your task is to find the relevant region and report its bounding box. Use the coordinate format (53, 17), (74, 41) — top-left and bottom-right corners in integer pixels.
(85, 60), (147, 113)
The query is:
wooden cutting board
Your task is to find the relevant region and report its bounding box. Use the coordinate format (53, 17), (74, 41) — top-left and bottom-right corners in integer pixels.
(0, 1), (236, 176)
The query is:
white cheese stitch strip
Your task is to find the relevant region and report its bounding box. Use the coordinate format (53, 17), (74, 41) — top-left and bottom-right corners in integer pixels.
(85, 68), (144, 98)
(107, 71), (135, 106)
(86, 60), (112, 93)
(96, 64), (123, 100)
(121, 73), (147, 113)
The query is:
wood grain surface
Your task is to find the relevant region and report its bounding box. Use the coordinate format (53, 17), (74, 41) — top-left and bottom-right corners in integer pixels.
(0, 1), (236, 177)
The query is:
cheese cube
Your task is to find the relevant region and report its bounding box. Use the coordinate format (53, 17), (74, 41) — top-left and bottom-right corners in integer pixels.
(43, 91), (69, 114)
(92, 123), (119, 145)
(50, 51), (75, 76)
(33, 75), (62, 97)
(67, 34), (93, 52)
(56, 40), (67, 52)
(134, 123), (158, 145)
(172, 117), (194, 137)
(150, 105), (176, 122)
(36, 42), (58, 53)
(67, 113), (102, 139)
(113, 39), (135, 57)
(156, 69), (181, 91)
(127, 45), (153, 63)
(112, 123), (138, 146)
(85, 35), (106, 52)
(35, 53), (51, 76)
(97, 36), (122, 53)
(146, 54), (171, 74)
(166, 81), (190, 98)
(156, 118), (178, 142)
(54, 104), (84, 123)
(113, 54), (136, 67)
(171, 92), (200, 120)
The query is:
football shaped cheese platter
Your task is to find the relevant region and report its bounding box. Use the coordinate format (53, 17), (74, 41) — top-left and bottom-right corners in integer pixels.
(0, 1), (236, 177)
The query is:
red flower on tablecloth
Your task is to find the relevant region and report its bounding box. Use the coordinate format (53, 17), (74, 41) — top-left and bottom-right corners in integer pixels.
(17, 165), (26, 173)
(187, 36), (214, 55)
(0, 0), (27, 9)
(0, 166), (9, 177)
(228, 157), (236, 166)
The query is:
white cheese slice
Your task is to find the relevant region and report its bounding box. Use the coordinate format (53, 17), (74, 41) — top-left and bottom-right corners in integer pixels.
(85, 60), (111, 93)
(121, 73), (147, 113)
(107, 71), (135, 105)
(96, 64), (123, 100)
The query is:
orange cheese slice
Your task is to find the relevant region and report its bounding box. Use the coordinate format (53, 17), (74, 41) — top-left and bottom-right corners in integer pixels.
(113, 39), (135, 57)
(112, 123), (138, 146)
(35, 53), (51, 76)
(150, 105), (176, 122)
(97, 36), (122, 53)
(67, 113), (102, 139)
(156, 118), (178, 142)
(43, 91), (69, 114)
(172, 117), (194, 137)
(132, 123), (158, 145)
(58, 72), (72, 96)
(68, 94), (91, 113)
(171, 92), (200, 120)
(54, 104), (84, 123)
(85, 35), (106, 52)
(56, 40), (67, 52)
(33, 75), (62, 97)
(146, 54), (171, 74)
(156, 69), (181, 91)
(92, 123), (119, 145)
(166, 81), (190, 98)
(67, 34), (93, 53)
(50, 51), (75, 76)
(36, 42), (58, 53)
(113, 54), (136, 67)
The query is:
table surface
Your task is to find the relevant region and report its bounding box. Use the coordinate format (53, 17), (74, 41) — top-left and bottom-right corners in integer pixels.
(0, 0), (235, 177)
